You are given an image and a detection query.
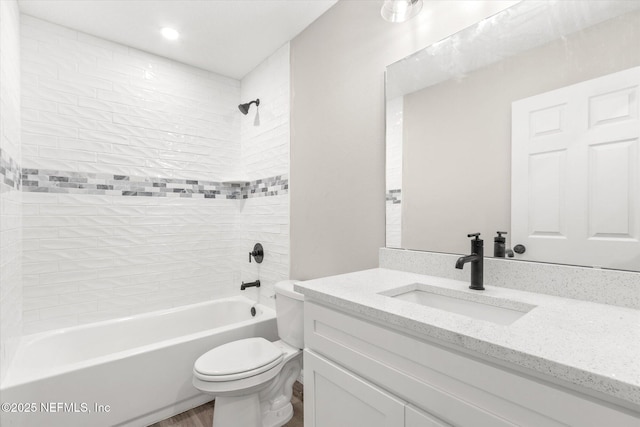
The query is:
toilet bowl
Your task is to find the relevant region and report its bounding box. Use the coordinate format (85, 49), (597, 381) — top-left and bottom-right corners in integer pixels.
(193, 281), (304, 427)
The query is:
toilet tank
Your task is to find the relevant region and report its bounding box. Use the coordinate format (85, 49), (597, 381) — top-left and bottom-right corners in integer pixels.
(274, 280), (304, 349)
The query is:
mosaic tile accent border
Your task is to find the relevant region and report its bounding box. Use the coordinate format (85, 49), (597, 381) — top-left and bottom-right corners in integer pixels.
(0, 148), (21, 190)
(21, 168), (288, 199)
(386, 189), (402, 204)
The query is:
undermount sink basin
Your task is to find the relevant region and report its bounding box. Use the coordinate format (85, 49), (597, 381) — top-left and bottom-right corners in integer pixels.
(379, 283), (536, 326)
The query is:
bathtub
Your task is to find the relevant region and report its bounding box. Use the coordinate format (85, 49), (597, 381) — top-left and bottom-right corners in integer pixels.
(0, 296), (277, 427)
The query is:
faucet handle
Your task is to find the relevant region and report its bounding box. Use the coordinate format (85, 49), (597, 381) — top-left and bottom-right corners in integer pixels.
(467, 232), (481, 240)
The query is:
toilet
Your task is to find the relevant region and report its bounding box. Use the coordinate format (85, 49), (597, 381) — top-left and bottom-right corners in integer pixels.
(193, 281), (304, 427)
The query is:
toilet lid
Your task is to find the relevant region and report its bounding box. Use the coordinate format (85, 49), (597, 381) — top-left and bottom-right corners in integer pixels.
(194, 337), (283, 378)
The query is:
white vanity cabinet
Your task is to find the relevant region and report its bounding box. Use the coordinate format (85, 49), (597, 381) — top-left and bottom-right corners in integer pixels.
(304, 350), (405, 427)
(303, 301), (639, 427)
(405, 405), (451, 427)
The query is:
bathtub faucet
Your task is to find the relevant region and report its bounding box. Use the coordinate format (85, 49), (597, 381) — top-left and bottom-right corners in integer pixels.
(241, 280), (261, 290)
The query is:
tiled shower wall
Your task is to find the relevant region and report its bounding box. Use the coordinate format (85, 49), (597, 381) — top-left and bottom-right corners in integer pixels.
(19, 16), (290, 333)
(0, 0), (22, 382)
(238, 44), (290, 308)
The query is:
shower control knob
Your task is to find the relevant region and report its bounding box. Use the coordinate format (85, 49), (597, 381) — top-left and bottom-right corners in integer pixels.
(249, 243), (264, 263)
(513, 244), (526, 254)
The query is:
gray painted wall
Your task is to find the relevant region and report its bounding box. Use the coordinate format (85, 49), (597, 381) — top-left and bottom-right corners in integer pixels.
(289, 1), (515, 280)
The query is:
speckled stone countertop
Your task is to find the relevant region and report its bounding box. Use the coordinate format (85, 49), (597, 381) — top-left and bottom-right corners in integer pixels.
(295, 268), (640, 409)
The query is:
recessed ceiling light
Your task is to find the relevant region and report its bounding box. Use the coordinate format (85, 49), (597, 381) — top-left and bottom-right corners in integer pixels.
(161, 27), (180, 40)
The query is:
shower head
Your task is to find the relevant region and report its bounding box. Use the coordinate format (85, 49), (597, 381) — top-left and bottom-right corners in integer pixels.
(238, 99), (260, 115)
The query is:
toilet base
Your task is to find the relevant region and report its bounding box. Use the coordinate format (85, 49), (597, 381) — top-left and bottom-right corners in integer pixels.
(213, 394), (261, 427)
(211, 396), (294, 427)
(262, 401), (293, 427)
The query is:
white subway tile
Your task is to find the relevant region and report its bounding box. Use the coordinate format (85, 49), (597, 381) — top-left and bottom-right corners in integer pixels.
(110, 143), (157, 158)
(58, 226), (113, 238)
(22, 120), (78, 138)
(23, 283), (78, 299)
(58, 37), (113, 60)
(22, 248), (78, 263)
(22, 96), (57, 113)
(39, 238), (97, 250)
(23, 310), (40, 323)
(39, 301), (98, 320)
(21, 144), (39, 157)
(22, 274), (41, 287)
(21, 192), (59, 204)
(20, 36), (39, 53)
(23, 157), (80, 171)
(57, 259), (113, 275)
(59, 69), (113, 91)
(21, 56), (58, 77)
(78, 97), (116, 112)
(44, 270), (99, 285)
(39, 146), (97, 162)
(22, 261), (59, 275)
(23, 84), (79, 105)
(22, 227), (59, 240)
(78, 128), (128, 144)
(58, 290), (113, 305)
(96, 57), (146, 77)
(41, 204), (99, 216)
(40, 77), (97, 98)
(58, 194), (113, 205)
(23, 295), (60, 311)
(76, 277), (130, 292)
(97, 152), (146, 167)
(96, 235), (146, 247)
(57, 137), (111, 153)
(58, 104), (113, 122)
(39, 110), (100, 130)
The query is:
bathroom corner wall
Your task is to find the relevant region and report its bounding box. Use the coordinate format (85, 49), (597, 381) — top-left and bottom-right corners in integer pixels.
(0, 0), (22, 383)
(19, 16), (242, 333)
(238, 44), (290, 308)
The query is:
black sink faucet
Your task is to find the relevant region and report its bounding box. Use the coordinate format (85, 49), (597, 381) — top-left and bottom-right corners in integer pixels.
(455, 233), (484, 291)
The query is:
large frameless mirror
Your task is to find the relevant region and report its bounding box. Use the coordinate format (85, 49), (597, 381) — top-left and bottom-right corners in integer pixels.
(385, 0), (640, 271)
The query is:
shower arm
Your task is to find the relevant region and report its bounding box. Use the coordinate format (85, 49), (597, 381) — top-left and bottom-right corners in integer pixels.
(238, 98), (260, 115)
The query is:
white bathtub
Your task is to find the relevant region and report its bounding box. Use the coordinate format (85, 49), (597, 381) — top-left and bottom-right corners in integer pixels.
(0, 296), (277, 427)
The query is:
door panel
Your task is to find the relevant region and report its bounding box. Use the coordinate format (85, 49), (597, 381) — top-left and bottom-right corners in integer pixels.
(512, 66), (640, 270)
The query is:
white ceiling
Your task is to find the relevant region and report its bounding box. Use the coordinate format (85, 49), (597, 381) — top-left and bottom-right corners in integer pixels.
(18, 0), (338, 79)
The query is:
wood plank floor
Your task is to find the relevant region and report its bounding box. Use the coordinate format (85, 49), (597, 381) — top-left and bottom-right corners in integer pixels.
(150, 382), (303, 427)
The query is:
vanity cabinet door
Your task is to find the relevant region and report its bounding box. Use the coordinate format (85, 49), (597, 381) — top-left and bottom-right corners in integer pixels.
(406, 405), (451, 427)
(304, 349), (405, 427)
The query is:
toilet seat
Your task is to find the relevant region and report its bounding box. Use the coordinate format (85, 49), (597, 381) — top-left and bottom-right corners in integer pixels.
(194, 337), (283, 382)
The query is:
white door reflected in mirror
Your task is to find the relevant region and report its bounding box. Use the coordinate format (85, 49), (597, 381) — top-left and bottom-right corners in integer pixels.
(511, 67), (640, 271)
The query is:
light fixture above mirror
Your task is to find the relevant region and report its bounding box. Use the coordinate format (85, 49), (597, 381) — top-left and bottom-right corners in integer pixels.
(381, 0), (423, 23)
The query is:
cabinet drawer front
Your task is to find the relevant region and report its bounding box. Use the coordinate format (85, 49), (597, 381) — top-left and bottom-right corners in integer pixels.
(305, 301), (639, 427)
(304, 350), (405, 427)
(406, 405), (452, 427)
